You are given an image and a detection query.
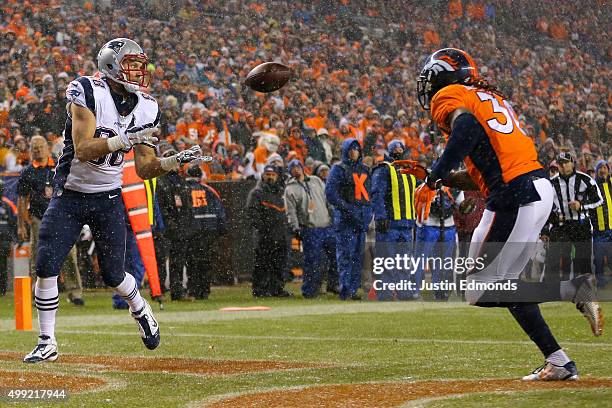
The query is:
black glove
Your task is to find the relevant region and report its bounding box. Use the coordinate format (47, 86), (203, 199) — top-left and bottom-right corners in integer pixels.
(375, 219), (389, 234)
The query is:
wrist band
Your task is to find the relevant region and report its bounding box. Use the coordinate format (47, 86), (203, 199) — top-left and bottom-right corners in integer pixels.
(107, 136), (126, 152)
(160, 156), (179, 172)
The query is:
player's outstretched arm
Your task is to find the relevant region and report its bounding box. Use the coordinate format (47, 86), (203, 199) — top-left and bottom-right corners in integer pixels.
(133, 144), (208, 180)
(133, 144), (169, 179)
(71, 103), (115, 162)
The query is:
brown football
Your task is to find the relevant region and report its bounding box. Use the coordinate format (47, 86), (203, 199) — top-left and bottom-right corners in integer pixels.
(245, 62), (293, 93)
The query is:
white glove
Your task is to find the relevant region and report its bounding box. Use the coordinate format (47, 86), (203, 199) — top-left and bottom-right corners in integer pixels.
(125, 123), (159, 148)
(107, 123), (159, 152)
(160, 145), (213, 172)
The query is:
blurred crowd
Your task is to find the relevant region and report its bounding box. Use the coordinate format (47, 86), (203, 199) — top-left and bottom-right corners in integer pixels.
(0, 0), (610, 178)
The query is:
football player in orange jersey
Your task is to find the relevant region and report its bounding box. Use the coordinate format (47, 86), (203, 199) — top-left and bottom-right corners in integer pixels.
(414, 48), (603, 380)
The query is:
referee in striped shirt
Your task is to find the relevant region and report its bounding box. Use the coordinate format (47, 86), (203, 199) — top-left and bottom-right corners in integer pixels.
(545, 151), (603, 282)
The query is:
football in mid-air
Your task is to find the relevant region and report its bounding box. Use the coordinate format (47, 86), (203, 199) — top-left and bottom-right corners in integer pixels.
(245, 62), (293, 93)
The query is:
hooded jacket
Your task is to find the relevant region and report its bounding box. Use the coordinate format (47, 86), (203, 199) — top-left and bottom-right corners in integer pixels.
(284, 174), (330, 230)
(371, 140), (417, 229)
(325, 138), (372, 231)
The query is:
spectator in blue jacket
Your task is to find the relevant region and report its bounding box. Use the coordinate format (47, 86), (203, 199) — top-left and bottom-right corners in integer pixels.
(371, 140), (418, 300)
(325, 138), (372, 300)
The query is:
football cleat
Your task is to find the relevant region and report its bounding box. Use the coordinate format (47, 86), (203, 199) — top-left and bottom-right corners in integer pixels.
(131, 300), (160, 350)
(522, 361), (578, 381)
(572, 274), (604, 336)
(23, 335), (58, 363)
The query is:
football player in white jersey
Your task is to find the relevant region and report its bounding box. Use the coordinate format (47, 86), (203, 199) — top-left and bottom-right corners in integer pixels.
(24, 38), (204, 363)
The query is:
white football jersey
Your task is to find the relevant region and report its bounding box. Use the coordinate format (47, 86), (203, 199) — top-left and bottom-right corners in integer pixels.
(56, 76), (159, 193)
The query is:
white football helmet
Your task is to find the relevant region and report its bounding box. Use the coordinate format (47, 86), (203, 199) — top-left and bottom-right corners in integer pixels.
(97, 38), (150, 93)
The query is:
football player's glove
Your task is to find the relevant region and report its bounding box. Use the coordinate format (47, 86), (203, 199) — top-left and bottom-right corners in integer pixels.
(176, 145), (209, 164)
(396, 160), (429, 180)
(414, 183), (437, 223)
(126, 123), (159, 148)
(160, 145), (213, 172)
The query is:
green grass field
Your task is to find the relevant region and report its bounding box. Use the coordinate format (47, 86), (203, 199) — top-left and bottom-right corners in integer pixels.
(0, 285), (610, 407)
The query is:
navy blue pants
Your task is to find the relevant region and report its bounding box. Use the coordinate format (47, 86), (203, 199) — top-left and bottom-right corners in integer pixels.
(415, 225), (456, 300)
(36, 189), (127, 287)
(375, 227), (414, 301)
(335, 229), (365, 299)
(322, 227), (338, 291)
(301, 227), (328, 298)
(593, 231), (612, 287)
(113, 220), (145, 308)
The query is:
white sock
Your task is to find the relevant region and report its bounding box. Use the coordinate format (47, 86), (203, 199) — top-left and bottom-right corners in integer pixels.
(113, 273), (145, 314)
(546, 349), (571, 366)
(35, 276), (59, 341)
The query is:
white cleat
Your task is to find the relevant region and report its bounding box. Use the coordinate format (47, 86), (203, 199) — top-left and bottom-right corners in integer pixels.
(572, 274), (604, 336)
(23, 336), (58, 363)
(131, 300), (160, 350)
(522, 361), (578, 381)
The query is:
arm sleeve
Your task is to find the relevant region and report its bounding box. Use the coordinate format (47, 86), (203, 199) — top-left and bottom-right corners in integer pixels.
(283, 187), (300, 230)
(551, 181), (561, 215)
(429, 112), (483, 181)
(246, 189), (261, 230)
(17, 168), (31, 197)
(66, 78), (95, 115)
(371, 166), (389, 221)
(454, 190), (465, 206)
(581, 176), (603, 210)
(325, 165), (350, 212)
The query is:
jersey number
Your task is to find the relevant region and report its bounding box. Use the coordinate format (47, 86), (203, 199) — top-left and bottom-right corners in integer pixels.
(191, 190), (208, 207)
(89, 128), (124, 167)
(476, 92), (525, 135)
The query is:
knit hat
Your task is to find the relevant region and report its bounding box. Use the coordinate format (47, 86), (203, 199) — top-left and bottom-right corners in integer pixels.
(287, 159), (303, 174)
(314, 163), (330, 177)
(263, 165), (279, 174)
(186, 164), (203, 179)
(265, 152), (283, 166)
(595, 159), (609, 173)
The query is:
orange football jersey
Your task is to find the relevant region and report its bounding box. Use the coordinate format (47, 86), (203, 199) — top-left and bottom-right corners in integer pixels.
(431, 84), (542, 197)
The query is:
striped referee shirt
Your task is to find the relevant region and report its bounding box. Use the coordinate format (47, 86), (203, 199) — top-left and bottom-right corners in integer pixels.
(550, 171), (603, 223)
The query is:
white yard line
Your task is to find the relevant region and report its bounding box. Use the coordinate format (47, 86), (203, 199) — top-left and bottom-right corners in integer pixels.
(27, 328), (611, 348)
(0, 302), (462, 330)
